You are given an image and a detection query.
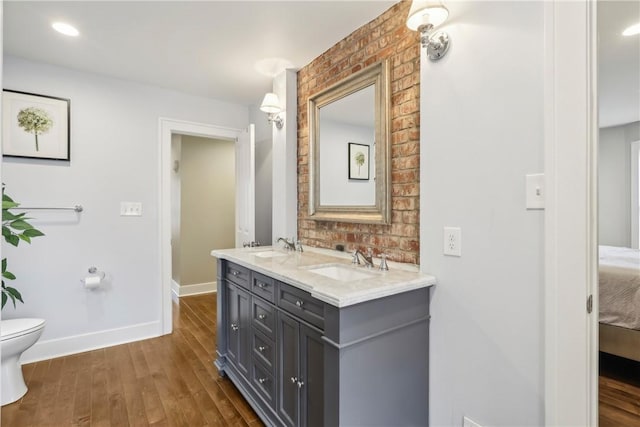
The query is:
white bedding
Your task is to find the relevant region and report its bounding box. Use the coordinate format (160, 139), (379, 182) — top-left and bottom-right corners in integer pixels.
(599, 245), (640, 330)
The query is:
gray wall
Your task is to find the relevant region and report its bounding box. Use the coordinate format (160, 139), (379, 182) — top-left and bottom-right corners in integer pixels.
(179, 136), (235, 286)
(420, 2), (544, 425)
(2, 55), (248, 357)
(598, 121), (640, 247)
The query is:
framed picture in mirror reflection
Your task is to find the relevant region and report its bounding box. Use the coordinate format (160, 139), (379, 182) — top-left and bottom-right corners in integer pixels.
(348, 142), (370, 180)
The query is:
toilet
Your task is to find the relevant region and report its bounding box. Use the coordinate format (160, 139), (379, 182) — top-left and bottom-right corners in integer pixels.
(1, 318), (45, 406)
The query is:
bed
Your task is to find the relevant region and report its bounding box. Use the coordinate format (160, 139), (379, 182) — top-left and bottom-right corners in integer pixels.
(599, 245), (640, 362)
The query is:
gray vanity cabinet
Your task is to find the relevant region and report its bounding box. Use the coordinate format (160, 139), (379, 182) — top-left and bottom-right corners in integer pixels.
(277, 311), (324, 427)
(224, 281), (251, 379)
(215, 258), (430, 427)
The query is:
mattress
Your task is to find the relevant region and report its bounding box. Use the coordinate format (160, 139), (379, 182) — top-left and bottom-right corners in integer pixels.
(599, 245), (640, 330)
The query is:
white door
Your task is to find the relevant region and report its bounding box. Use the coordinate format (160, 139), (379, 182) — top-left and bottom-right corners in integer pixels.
(235, 124), (256, 248)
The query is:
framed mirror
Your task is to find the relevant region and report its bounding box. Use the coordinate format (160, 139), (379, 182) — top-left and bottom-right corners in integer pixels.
(308, 60), (391, 224)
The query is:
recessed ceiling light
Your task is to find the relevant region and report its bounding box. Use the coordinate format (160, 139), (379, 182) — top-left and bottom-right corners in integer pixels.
(52, 22), (79, 37)
(622, 23), (640, 37)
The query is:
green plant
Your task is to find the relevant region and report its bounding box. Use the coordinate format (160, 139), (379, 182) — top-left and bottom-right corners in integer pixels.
(2, 190), (45, 309)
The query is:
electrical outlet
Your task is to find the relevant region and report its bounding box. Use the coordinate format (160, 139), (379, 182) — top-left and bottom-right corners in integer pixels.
(120, 202), (143, 216)
(443, 227), (461, 257)
(463, 416), (482, 427)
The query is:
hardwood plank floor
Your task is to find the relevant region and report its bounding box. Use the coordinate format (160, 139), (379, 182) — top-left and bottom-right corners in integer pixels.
(600, 352), (640, 427)
(1, 294), (263, 427)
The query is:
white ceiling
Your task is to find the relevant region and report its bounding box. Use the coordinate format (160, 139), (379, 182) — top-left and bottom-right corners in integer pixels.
(4, 1), (637, 126)
(4, 1), (396, 107)
(598, 0), (640, 128)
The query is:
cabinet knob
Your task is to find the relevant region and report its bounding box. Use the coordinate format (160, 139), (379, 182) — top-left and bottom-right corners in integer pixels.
(231, 323), (239, 331)
(231, 270), (239, 276)
(295, 300), (304, 307)
(258, 378), (267, 384)
(258, 345), (266, 352)
(290, 376), (298, 384)
(258, 314), (267, 320)
(257, 282), (266, 288)
(297, 380), (304, 389)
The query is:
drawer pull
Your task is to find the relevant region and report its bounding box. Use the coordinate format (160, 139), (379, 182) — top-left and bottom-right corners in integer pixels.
(258, 314), (267, 320)
(231, 270), (239, 276)
(257, 282), (266, 288)
(295, 300), (304, 307)
(258, 345), (266, 352)
(231, 323), (239, 331)
(258, 377), (267, 384)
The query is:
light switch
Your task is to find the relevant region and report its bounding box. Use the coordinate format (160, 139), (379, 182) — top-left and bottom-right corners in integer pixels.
(120, 202), (142, 216)
(526, 174), (545, 209)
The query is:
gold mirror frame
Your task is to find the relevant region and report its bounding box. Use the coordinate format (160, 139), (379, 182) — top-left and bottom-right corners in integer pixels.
(308, 60), (391, 224)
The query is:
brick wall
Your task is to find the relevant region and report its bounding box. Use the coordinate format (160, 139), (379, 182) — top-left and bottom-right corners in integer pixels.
(297, 0), (420, 264)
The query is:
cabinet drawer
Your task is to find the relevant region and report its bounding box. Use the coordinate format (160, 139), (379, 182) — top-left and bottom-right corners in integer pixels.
(252, 272), (276, 303)
(251, 328), (275, 371)
(225, 262), (250, 290)
(252, 297), (276, 339)
(252, 361), (276, 408)
(277, 282), (325, 330)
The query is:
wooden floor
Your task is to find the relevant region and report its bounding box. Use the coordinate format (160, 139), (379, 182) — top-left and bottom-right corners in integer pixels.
(6, 298), (640, 427)
(600, 352), (640, 427)
(1, 294), (262, 427)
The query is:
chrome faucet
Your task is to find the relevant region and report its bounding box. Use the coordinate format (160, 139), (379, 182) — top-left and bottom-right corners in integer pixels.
(277, 237), (296, 251)
(352, 248), (375, 269)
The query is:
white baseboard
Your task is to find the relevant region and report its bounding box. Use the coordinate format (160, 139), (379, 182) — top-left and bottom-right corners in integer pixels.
(171, 280), (216, 297)
(20, 320), (161, 365)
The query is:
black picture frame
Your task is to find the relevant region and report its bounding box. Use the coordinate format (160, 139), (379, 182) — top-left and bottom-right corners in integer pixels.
(348, 142), (370, 180)
(2, 89), (71, 161)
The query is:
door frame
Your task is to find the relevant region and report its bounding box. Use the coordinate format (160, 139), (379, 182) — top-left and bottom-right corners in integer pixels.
(543, 1), (598, 425)
(159, 118), (242, 335)
(631, 140), (640, 249)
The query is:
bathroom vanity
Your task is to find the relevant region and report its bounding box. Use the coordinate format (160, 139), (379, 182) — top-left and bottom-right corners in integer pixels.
(211, 246), (435, 427)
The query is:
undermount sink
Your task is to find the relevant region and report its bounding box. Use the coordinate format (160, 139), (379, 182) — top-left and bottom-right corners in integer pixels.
(253, 250), (289, 258)
(306, 264), (375, 282)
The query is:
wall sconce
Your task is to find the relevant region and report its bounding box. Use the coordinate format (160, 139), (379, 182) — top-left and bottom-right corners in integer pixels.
(260, 92), (284, 129)
(406, 0), (450, 61)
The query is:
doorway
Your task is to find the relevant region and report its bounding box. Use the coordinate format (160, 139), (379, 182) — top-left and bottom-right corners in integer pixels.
(170, 134), (236, 299)
(159, 118), (245, 335)
(597, 0), (640, 425)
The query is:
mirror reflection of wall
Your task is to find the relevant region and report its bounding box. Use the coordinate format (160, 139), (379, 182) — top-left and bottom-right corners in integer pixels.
(597, 0), (640, 249)
(319, 85), (376, 206)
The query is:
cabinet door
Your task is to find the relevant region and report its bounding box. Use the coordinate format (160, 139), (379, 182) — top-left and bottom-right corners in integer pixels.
(277, 311), (300, 427)
(299, 324), (324, 427)
(226, 282), (251, 378)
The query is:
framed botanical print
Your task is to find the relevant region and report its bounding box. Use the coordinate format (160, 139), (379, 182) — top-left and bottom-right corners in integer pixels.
(2, 89), (70, 161)
(348, 142), (370, 180)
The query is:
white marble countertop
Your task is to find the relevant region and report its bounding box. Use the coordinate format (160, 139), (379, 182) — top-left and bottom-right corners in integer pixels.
(211, 246), (436, 308)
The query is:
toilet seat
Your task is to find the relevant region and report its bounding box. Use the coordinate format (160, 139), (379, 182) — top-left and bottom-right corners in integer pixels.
(1, 319), (45, 341)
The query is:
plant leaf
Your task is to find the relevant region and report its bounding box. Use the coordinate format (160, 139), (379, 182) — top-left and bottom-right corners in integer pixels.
(1, 292), (7, 309)
(2, 271), (16, 280)
(18, 234), (31, 244)
(2, 210), (17, 221)
(9, 220), (33, 230)
(5, 286), (23, 304)
(4, 234), (19, 247)
(2, 258), (6, 272)
(2, 201), (19, 210)
(23, 228), (44, 238)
